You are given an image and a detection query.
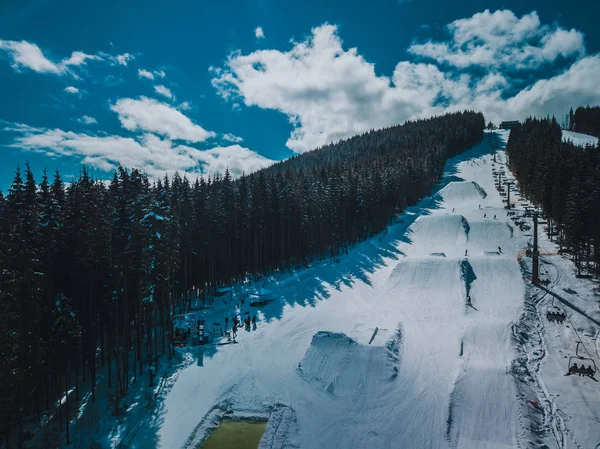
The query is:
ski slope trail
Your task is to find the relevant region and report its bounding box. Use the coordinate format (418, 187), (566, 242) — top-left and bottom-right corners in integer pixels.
(148, 137), (532, 449)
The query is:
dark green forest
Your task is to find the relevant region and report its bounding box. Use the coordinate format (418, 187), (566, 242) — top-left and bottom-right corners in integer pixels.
(506, 117), (600, 275)
(569, 106), (600, 137)
(0, 110), (484, 446)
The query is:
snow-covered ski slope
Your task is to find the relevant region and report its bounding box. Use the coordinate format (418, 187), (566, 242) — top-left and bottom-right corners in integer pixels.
(140, 131), (599, 449)
(562, 130), (599, 147)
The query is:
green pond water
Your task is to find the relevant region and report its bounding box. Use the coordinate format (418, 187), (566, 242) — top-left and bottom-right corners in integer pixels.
(199, 420), (267, 449)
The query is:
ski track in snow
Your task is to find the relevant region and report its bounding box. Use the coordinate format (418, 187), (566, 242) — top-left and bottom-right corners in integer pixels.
(123, 131), (599, 449)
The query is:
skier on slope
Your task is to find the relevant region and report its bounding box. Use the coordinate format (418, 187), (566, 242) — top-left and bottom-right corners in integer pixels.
(498, 246), (502, 254)
(466, 295), (472, 306)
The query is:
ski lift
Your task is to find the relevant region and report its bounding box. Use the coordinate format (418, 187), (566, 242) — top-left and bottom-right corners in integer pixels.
(566, 341), (597, 379)
(545, 298), (565, 323)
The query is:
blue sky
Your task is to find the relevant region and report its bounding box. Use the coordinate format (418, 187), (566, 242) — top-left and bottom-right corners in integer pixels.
(1, 0), (599, 191)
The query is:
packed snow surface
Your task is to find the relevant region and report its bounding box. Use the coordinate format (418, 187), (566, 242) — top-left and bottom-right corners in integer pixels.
(121, 133), (599, 449)
(562, 130), (599, 147)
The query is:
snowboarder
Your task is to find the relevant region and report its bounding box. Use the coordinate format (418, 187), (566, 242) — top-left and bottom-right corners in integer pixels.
(498, 246), (502, 254)
(484, 213), (487, 218)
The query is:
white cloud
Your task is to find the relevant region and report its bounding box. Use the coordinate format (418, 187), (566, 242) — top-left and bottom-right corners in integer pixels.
(0, 40), (102, 75)
(222, 133), (244, 143)
(139, 68), (166, 80)
(77, 115), (98, 125)
(61, 51), (102, 67)
(0, 39), (138, 78)
(115, 53), (134, 66)
(212, 18), (598, 153)
(138, 68), (154, 79)
(4, 122), (272, 178)
(154, 85), (174, 99)
(255, 27), (265, 39)
(212, 24), (456, 152)
(178, 101), (192, 111)
(64, 86), (79, 94)
(111, 96), (215, 142)
(409, 10), (585, 69)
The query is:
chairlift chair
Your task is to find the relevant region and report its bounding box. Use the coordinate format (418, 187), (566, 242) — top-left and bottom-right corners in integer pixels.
(567, 341), (597, 378)
(545, 298), (565, 323)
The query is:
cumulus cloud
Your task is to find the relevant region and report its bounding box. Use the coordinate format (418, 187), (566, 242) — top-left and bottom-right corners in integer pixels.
(212, 24), (459, 152)
(0, 39), (136, 77)
(77, 115), (98, 125)
(3, 122), (272, 178)
(409, 10), (585, 69)
(212, 17), (597, 153)
(115, 53), (135, 66)
(138, 68), (154, 79)
(111, 96), (215, 142)
(0, 40), (101, 75)
(255, 27), (265, 39)
(138, 68), (166, 80)
(64, 86), (79, 94)
(222, 133), (244, 143)
(154, 85), (174, 99)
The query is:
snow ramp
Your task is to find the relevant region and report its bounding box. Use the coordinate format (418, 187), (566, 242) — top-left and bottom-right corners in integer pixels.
(467, 220), (518, 255)
(409, 215), (469, 255)
(297, 331), (398, 400)
(437, 181), (487, 202)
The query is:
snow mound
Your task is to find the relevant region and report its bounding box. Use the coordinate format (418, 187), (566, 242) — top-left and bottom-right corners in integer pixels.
(467, 221), (515, 254)
(410, 215), (469, 250)
(562, 130), (599, 147)
(437, 181), (487, 201)
(297, 332), (398, 399)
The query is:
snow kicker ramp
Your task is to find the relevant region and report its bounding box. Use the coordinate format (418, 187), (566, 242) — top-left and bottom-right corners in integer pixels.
(437, 181), (487, 202)
(409, 215), (469, 256)
(297, 331), (398, 400)
(466, 220), (519, 256)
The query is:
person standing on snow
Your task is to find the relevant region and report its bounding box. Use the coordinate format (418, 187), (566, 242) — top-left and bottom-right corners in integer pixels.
(498, 246), (502, 254)
(466, 295), (472, 306)
(465, 249), (468, 256)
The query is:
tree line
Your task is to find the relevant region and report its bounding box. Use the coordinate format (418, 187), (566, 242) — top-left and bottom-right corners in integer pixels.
(506, 116), (600, 276)
(568, 106), (600, 137)
(0, 110), (484, 447)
